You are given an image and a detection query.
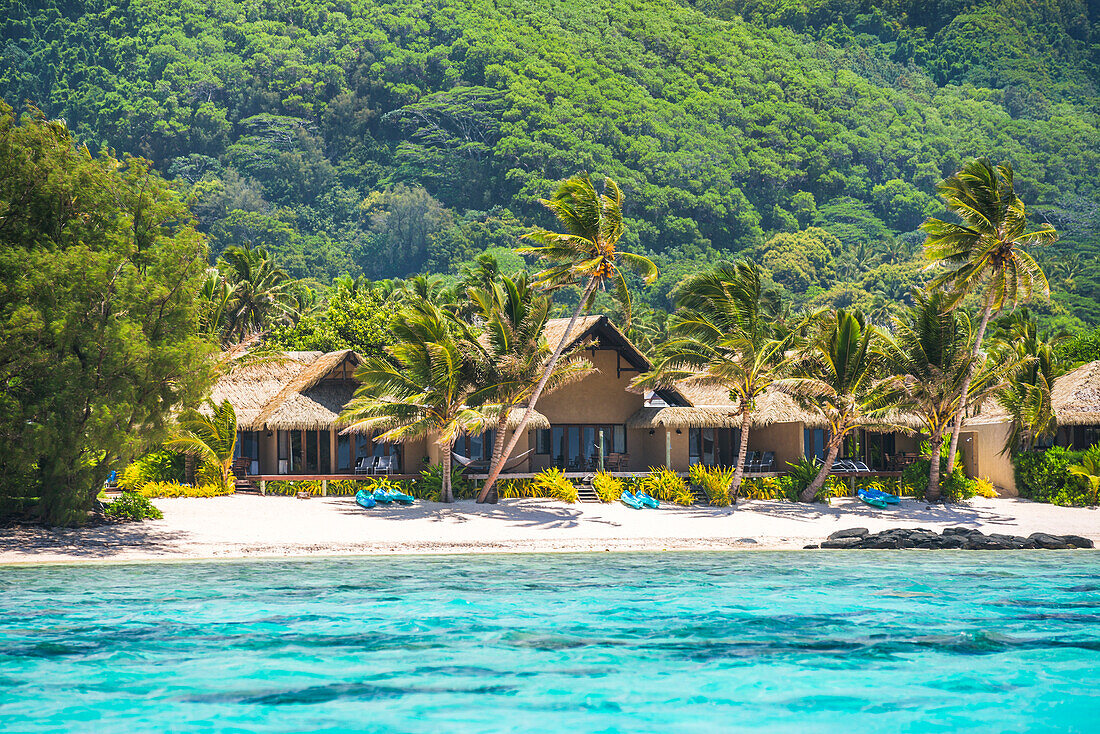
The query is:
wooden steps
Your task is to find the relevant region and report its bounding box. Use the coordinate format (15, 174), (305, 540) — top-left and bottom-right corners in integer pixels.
(576, 483), (600, 503)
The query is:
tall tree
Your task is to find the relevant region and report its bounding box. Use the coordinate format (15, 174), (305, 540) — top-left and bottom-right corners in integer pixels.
(779, 309), (891, 502)
(167, 399), (238, 493)
(922, 159), (1056, 477)
(633, 261), (791, 499)
(217, 245), (297, 343)
(882, 289), (1010, 499)
(476, 173), (657, 502)
(338, 302), (485, 503)
(466, 273), (592, 495)
(991, 310), (1064, 452)
(0, 104), (215, 523)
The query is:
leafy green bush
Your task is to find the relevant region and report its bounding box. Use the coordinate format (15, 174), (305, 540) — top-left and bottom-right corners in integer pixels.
(1067, 445), (1100, 505)
(641, 467), (693, 506)
(119, 450), (184, 491)
(1014, 446), (1092, 506)
(139, 482), (232, 498)
(498, 478), (532, 499)
(592, 472), (624, 503)
(778, 458), (820, 499)
(105, 492), (163, 521)
(417, 463), (474, 500)
(689, 464), (733, 506)
(531, 468), (577, 503)
(740, 476), (787, 500)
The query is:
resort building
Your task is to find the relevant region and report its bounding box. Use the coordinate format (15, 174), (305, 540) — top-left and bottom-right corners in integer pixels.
(211, 315), (929, 485)
(964, 359), (1100, 494)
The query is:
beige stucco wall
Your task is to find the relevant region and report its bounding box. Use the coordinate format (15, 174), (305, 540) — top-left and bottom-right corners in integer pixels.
(538, 348), (646, 424)
(963, 423), (1017, 495)
(749, 423), (803, 469)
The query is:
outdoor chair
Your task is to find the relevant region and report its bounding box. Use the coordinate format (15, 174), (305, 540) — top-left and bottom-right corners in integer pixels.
(374, 455), (396, 475)
(851, 460), (871, 472)
(759, 451), (776, 472)
(354, 457), (375, 475)
(744, 451), (760, 471)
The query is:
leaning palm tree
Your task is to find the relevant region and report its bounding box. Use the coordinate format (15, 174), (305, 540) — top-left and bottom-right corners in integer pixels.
(476, 173), (657, 501)
(778, 309), (893, 502)
(338, 302), (486, 503)
(881, 289), (1014, 499)
(992, 310), (1064, 452)
(922, 159), (1056, 475)
(166, 399), (238, 493)
(632, 261), (791, 499)
(466, 274), (592, 502)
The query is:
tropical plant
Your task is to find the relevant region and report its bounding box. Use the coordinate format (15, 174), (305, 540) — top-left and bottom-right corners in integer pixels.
(477, 173), (657, 501)
(466, 272), (591, 501)
(338, 303), (487, 502)
(991, 310), (1064, 452)
(118, 450), (185, 492)
(138, 482), (233, 498)
(881, 288), (1011, 500)
(165, 399), (238, 494)
(778, 309), (894, 501)
(104, 492), (163, 521)
(531, 468), (578, 503)
(1067, 445), (1100, 505)
(592, 471), (624, 503)
(922, 159), (1057, 475)
(634, 260), (791, 499)
(641, 467), (693, 506)
(217, 245), (298, 343)
(689, 463), (735, 506)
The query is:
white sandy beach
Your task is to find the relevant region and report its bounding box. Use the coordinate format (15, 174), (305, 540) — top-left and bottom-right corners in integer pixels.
(1, 494), (1097, 564)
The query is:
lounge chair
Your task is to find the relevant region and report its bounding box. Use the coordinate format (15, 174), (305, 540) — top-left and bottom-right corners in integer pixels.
(759, 451), (776, 472)
(744, 451), (760, 471)
(374, 455), (396, 475)
(354, 457), (375, 475)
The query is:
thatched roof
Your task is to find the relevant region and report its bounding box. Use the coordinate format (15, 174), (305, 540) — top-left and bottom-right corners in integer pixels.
(504, 407), (551, 431)
(967, 359), (1100, 428)
(1050, 360), (1100, 426)
(210, 352), (323, 428)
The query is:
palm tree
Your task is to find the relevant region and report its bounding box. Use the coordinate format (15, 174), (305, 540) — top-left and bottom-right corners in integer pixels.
(992, 310), (1064, 452)
(922, 159), (1056, 475)
(476, 173), (657, 501)
(199, 269), (236, 345)
(466, 273), (592, 499)
(882, 289), (1011, 499)
(779, 309), (892, 502)
(166, 399), (238, 493)
(218, 246), (297, 342)
(338, 302), (485, 503)
(1067, 449), (1100, 505)
(632, 261), (791, 499)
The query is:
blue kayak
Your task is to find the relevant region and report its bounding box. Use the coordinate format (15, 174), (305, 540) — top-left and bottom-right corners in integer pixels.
(861, 487), (900, 505)
(387, 488), (415, 505)
(372, 488), (394, 504)
(355, 489), (376, 509)
(635, 491), (660, 509)
(857, 489), (888, 509)
(620, 490), (644, 510)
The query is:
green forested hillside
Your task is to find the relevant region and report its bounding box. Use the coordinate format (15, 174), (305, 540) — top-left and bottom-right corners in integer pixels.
(3, 0), (1099, 325)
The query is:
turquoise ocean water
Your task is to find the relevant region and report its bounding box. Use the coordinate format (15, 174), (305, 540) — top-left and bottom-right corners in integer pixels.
(1, 551), (1098, 732)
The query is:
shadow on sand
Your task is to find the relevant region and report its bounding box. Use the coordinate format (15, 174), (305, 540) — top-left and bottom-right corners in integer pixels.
(0, 523), (195, 559)
(332, 498), (623, 529)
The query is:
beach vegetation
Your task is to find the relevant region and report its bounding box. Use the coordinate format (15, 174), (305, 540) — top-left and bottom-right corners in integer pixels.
(1011, 447), (1092, 506)
(641, 468), (694, 506)
(104, 492), (164, 522)
(166, 400), (239, 494)
(592, 472), (625, 503)
(138, 482), (233, 498)
(739, 476), (787, 501)
(1067, 446), (1100, 505)
(412, 463), (474, 502)
(690, 464), (735, 506)
(530, 468), (578, 504)
(0, 103), (216, 525)
(477, 173), (657, 501)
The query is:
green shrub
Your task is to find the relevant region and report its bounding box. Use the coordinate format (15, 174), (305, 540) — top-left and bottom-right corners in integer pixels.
(531, 468), (578, 503)
(689, 464), (733, 506)
(778, 457), (820, 499)
(139, 482), (232, 498)
(119, 450), (184, 491)
(497, 478), (532, 499)
(416, 463), (474, 500)
(1014, 446), (1091, 506)
(642, 467), (693, 506)
(105, 492), (163, 521)
(592, 471), (624, 503)
(973, 477), (998, 499)
(740, 476), (786, 500)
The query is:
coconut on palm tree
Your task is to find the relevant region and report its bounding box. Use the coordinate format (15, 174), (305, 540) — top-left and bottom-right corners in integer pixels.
(466, 273), (593, 502)
(922, 159), (1056, 476)
(166, 399), (238, 493)
(632, 260), (791, 500)
(476, 173), (657, 502)
(778, 309), (893, 502)
(881, 289), (1014, 499)
(338, 302), (486, 503)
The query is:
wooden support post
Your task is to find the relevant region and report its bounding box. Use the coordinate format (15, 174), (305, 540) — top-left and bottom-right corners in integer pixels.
(260, 480), (266, 496)
(666, 430), (672, 468)
(598, 429), (605, 473)
(322, 479), (328, 497)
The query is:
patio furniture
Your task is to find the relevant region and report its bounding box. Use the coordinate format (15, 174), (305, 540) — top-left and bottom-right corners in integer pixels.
(374, 455), (396, 475)
(354, 457), (375, 475)
(744, 451), (760, 471)
(759, 451), (776, 472)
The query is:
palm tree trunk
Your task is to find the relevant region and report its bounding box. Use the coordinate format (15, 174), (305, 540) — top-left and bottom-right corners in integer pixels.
(728, 406), (752, 502)
(944, 289), (997, 477)
(802, 438), (841, 502)
(477, 276), (600, 503)
(484, 412), (511, 503)
(925, 429), (945, 501)
(441, 440), (454, 503)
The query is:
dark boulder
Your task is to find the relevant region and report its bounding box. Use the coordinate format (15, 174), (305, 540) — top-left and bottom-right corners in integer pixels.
(828, 528), (869, 540)
(1029, 532), (1071, 550)
(1062, 535), (1095, 549)
(821, 536), (863, 548)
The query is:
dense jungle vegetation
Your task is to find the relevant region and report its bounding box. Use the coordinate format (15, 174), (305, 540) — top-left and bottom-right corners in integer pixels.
(2, 0), (1099, 333)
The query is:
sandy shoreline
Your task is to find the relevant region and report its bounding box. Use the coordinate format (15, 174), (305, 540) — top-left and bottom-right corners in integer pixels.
(1, 494), (1097, 565)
